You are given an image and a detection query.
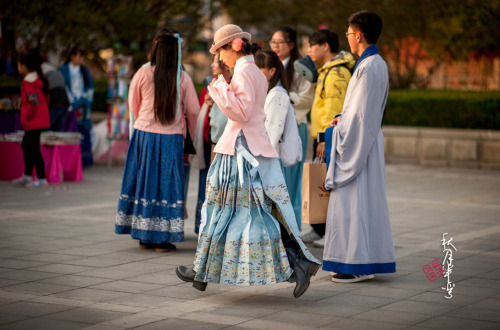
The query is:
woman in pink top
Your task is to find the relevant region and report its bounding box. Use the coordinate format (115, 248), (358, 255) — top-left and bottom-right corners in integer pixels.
(176, 24), (320, 298)
(115, 28), (199, 253)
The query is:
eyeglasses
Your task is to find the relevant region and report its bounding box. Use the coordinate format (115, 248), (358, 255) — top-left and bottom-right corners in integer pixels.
(345, 32), (364, 38)
(269, 40), (288, 47)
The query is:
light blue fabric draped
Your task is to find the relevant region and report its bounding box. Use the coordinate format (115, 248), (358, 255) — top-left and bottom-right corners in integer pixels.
(193, 133), (319, 286)
(283, 122), (308, 230)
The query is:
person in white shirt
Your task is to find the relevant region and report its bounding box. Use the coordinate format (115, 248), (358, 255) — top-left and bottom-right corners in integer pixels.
(255, 51), (290, 156)
(270, 27), (314, 231)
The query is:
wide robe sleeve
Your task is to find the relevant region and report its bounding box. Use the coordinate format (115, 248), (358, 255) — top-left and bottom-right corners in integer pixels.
(128, 69), (142, 120)
(264, 88), (289, 153)
(207, 71), (255, 123)
(81, 66), (94, 104)
(182, 72), (200, 140)
(325, 64), (387, 191)
(289, 74), (313, 112)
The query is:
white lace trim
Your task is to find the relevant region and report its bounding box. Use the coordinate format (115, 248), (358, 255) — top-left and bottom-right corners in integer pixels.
(116, 211), (183, 233)
(119, 194), (183, 208)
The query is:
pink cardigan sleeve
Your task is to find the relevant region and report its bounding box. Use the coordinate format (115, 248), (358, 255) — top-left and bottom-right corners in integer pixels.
(182, 72), (200, 140)
(128, 69), (142, 119)
(207, 71), (254, 123)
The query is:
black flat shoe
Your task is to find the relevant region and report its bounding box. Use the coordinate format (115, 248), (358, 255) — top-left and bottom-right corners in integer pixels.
(139, 241), (156, 249)
(175, 265), (207, 291)
(156, 243), (176, 253)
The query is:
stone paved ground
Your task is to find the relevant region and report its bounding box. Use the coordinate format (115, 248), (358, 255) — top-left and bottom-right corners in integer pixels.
(0, 164), (499, 330)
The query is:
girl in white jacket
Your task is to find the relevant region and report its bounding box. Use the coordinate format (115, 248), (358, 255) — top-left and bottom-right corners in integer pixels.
(255, 51), (291, 156)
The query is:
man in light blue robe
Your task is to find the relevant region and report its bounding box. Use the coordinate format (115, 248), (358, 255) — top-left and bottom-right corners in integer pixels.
(323, 10), (396, 283)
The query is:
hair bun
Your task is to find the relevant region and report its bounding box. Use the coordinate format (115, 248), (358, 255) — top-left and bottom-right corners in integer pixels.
(250, 43), (262, 54)
(241, 39), (261, 55)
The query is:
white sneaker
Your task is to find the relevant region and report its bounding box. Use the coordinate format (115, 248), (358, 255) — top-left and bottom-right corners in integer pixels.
(331, 274), (375, 283)
(25, 179), (49, 189)
(313, 237), (325, 248)
(301, 229), (321, 243)
(13, 175), (32, 186)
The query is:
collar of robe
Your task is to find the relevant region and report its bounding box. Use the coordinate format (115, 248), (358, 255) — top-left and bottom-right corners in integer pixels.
(353, 44), (378, 74)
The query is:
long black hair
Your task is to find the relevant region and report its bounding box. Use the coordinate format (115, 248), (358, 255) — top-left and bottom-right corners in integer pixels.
(65, 47), (85, 64)
(255, 51), (288, 93)
(150, 28), (180, 125)
(18, 53), (49, 95)
(273, 26), (301, 89)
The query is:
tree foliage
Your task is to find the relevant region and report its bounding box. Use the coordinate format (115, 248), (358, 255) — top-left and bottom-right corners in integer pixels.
(1, 0), (206, 71)
(1, 0), (498, 88)
(219, 0), (500, 88)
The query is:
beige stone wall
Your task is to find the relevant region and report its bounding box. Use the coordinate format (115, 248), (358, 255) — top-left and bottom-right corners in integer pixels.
(383, 126), (500, 170)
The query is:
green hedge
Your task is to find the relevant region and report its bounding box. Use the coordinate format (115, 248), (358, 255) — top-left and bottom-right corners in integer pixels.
(93, 80), (108, 112)
(0, 76), (21, 97)
(384, 90), (500, 130)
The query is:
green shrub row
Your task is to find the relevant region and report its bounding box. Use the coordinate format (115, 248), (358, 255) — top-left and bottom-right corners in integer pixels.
(383, 90), (500, 130)
(93, 80), (108, 112)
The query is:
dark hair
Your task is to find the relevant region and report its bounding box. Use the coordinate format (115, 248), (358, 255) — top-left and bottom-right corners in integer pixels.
(150, 27), (180, 125)
(272, 26), (301, 89)
(65, 47), (91, 88)
(348, 10), (383, 44)
(221, 38), (261, 55)
(18, 53), (49, 95)
(65, 47), (85, 65)
(217, 55), (226, 71)
(255, 51), (288, 93)
(217, 54), (232, 82)
(309, 29), (339, 53)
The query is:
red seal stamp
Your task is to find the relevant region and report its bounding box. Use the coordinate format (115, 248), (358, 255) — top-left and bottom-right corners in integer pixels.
(422, 258), (446, 282)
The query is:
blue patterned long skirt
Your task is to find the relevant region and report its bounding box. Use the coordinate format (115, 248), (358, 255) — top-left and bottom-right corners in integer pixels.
(115, 130), (184, 243)
(193, 134), (319, 286)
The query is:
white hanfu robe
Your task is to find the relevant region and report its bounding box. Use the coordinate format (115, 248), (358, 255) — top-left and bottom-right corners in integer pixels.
(323, 48), (396, 275)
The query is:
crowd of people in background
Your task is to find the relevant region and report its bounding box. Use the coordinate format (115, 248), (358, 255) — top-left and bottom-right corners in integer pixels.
(14, 9), (395, 297)
(12, 47), (95, 189)
(13, 48), (94, 188)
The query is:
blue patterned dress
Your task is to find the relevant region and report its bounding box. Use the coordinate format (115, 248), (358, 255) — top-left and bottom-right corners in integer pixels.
(193, 134), (319, 286)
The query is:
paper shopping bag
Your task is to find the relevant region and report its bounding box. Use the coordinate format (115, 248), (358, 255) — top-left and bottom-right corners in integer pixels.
(302, 163), (330, 224)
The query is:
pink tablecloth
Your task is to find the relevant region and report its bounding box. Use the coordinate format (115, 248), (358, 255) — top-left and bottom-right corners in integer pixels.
(0, 141), (83, 184)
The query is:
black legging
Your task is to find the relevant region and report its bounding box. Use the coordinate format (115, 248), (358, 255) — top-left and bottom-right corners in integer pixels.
(21, 129), (46, 179)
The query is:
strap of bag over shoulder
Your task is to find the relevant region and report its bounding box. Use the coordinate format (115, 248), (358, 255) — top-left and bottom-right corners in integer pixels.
(319, 63), (350, 98)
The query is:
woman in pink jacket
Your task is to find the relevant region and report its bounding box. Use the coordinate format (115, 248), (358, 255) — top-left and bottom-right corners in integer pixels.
(176, 24), (320, 298)
(115, 28), (199, 253)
